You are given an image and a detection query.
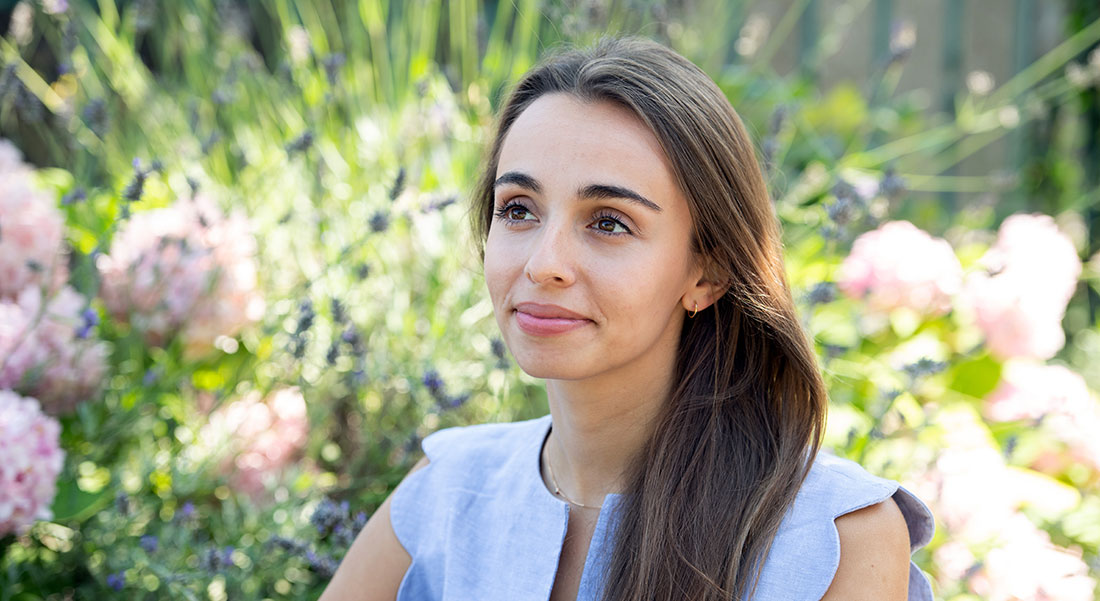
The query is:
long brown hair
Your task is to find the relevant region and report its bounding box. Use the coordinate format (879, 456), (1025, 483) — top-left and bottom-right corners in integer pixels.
(469, 37), (827, 600)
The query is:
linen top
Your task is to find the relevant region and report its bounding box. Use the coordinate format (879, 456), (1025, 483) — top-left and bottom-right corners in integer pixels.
(390, 414), (935, 600)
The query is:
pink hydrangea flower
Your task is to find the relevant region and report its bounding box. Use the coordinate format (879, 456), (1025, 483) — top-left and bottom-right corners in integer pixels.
(965, 214), (1081, 360)
(0, 139), (68, 300)
(0, 390), (65, 536)
(905, 425), (1015, 541)
(0, 138), (23, 172)
(985, 361), (1100, 473)
(906, 408), (1092, 597)
(837, 220), (962, 315)
(0, 286), (107, 415)
(968, 514), (1095, 601)
(199, 387), (308, 499)
(905, 409), (1078, 542)
(97, 196), (265, 358)
(932, 540), (977, 583)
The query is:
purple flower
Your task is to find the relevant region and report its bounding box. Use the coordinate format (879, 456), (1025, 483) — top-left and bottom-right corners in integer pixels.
(268, 535), (308, 553)
(422, 369), (444, 396)
(368, 211), (390, 233)
(200, 545), (236, 572)
(389, 168), (406, 201)
(114, 493), (130, 516)
(490, 338), (507, 360)
(804, 282), (837, 306)
(61, 188), (86, 206)
(285, 131), (314, 156)
(178, 501), (195, 520)
(120, 163), (147, 202)
(310, 498), (349, 536)
(140, 535), (158, 553)
(445, 393), (470, 410)
(75, 307), (98, 339)
(304, 550), (338, 579)
(106, 572), (125, 591)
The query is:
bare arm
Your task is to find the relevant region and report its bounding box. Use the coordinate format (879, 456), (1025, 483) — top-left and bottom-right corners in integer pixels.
(820, 497), (912, 601)
(319, 456), (431, 601)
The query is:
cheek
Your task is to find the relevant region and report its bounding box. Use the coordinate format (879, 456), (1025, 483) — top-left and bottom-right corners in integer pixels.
(613, 253), (691, 316)
(592, 255), (676, 312)
(482, 232), (513, 303)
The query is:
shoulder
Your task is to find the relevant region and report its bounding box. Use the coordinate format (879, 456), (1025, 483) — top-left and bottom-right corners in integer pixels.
(387, 415), (550, 555)
(750, 451), (936, 601)
(821, 497), (911, 600)
(803, 452), (934, 550)
(418, 414), (550, 466)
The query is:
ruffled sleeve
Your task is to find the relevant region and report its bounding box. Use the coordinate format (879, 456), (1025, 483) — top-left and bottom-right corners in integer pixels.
(388, 426), (467, 556)
(387, 418), (556, 601)
(750, 452), (935, 601)
(388, 425), (475, 600)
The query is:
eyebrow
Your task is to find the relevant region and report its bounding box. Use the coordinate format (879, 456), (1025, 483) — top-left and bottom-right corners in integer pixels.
(493, 171), (663, 213)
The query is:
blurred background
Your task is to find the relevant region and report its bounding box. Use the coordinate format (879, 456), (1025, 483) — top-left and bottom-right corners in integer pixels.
(0, 1), (1098, 599)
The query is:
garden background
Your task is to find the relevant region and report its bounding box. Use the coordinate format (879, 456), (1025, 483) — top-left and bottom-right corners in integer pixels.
(2, 0), (1100, 599)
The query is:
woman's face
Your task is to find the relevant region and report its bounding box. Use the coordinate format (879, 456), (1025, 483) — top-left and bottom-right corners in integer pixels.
(484, 93), (706, 382)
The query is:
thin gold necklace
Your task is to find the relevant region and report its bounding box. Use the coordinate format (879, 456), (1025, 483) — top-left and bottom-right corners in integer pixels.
(545, 428), (602, 509)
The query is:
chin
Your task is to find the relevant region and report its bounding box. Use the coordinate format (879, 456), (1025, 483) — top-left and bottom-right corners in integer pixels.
(512, 352), (596, 381)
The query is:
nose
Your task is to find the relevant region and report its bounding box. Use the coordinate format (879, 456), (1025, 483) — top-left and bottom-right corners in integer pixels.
(523, 222), (577, 286)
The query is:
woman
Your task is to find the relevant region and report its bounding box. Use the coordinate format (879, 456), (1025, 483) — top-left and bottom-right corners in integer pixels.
(322, 37), (934, 601)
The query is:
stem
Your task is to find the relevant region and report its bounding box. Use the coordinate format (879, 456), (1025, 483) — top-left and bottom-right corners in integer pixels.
(752, 0), (814, 72)
(984, 16), (1100, 109)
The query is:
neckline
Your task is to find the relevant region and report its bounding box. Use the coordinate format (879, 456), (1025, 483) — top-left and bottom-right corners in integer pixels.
(533, 415), (621, 508)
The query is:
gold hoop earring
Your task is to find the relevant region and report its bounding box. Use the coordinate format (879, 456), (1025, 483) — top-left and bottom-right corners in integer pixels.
(689, 301), (698, 318)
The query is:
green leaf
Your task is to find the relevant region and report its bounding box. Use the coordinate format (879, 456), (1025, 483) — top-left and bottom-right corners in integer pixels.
(801, 84), (869, 137)
(50, 478), (111, 523)
(947, 353), (1003, 400)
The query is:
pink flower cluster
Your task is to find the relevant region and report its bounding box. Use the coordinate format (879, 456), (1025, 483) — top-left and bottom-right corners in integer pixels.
(0, 139), (107, 415)
(198, 387), (308, 499)
(97, 195), (265, 358)
(936, 515), (1095, 601)
(1, 287), (109, 415)
(905, 409), (1094, 599)
(0, 390), (64, 536)
(965, 214), (1081, 360)
(0, 139), (67, 298)
(985, 361), (1100, 475)
(837, 220), (962, 315)
(838, 214), (1083, 361)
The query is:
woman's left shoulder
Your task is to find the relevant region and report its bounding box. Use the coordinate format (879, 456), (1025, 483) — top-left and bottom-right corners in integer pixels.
(749, 451), (936, 601)
(801, 452), (935, 541)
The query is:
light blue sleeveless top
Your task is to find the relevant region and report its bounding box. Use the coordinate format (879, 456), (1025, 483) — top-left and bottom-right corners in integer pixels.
(390, 415), (935, 600)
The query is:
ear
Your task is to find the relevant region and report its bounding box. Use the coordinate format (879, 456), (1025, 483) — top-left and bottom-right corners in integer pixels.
(681, 259), (729, 313)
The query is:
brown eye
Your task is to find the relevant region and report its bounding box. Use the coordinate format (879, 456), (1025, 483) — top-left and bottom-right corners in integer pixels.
(493, 201), (535, 223)
(591, 211), (631, 236)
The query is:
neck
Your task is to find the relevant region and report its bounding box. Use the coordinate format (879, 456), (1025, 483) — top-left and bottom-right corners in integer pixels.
(541, 355), (675, 508)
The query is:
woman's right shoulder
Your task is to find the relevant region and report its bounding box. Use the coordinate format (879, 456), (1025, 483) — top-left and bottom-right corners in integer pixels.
(390, 415), (549, 550)
(318, 455), (431, 601)
(417, 414), (551, 466)
(319, 416), (549, 600)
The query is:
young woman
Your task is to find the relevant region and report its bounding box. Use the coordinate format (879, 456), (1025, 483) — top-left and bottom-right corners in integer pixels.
(321, 36), (934, 601)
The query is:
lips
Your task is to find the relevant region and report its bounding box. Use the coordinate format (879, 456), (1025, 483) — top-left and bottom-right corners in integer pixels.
(513, 302), (591, 336)
(513, 302), (588, 320)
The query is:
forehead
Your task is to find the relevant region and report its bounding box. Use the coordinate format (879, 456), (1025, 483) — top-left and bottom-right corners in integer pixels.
(496, 94), (681, 200)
